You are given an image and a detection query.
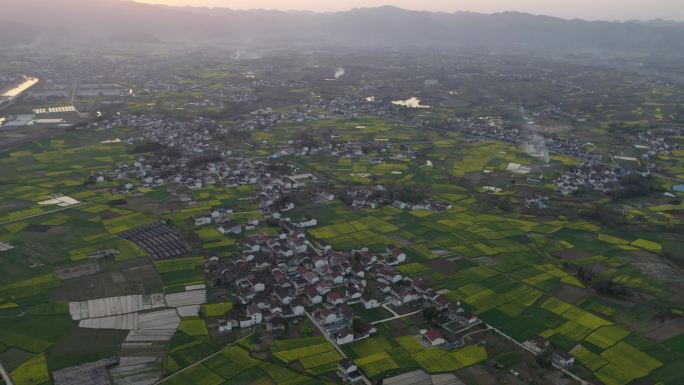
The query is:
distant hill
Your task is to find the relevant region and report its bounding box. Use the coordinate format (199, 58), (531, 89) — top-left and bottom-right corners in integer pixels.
(1, 0), (683, 54)
(631, 19), (684, 29)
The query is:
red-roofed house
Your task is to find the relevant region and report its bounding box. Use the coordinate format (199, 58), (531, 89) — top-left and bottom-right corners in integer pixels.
(385, 248), (406, 265)
(314, 308), (338, 325)
(424, 329), (445, 346)
(302, 271), (320, 285)
(380, 265), (403, 283)
(327, 291), (346, 306)
(304, 286), (322, 305)
(433, 295), (450, 311)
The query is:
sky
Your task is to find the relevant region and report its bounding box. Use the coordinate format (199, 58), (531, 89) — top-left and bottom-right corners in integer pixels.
(135, 0), (684, 21)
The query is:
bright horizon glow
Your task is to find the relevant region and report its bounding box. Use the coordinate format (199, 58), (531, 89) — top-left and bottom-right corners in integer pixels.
(134, 0), (684, 21)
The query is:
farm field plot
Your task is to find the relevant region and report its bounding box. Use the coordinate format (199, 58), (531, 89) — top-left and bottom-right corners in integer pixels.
(162, 344), (332, 385)
(179, 318), (209, 336)
(354, 351), (400, 378)
(596, 342), (663, 385)
(344, 334), (487, 378)
(410, 345), (488, 374)
(10, 353), (50, 385)
(271, 337), (336, 362)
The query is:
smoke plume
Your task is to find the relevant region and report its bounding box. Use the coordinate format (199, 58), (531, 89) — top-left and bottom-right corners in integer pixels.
(524, 134), (550, 163)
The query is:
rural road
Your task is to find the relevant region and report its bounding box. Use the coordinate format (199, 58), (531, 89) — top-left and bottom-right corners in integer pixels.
(372, 305), (423, 325)
(305, 311), (372, 385)
(0, 362), (15, 385)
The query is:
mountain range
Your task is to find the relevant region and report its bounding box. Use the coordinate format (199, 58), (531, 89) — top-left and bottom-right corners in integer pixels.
(1, 0), (684, 54)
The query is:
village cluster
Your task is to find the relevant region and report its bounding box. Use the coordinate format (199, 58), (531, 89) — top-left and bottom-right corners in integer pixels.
(197, 214), (580, 384)
(553, 164), (651, 196)
(202, 221), (482, 356)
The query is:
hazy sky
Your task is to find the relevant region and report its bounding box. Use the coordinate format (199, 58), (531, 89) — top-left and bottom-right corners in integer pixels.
(136, 0), (684, 21)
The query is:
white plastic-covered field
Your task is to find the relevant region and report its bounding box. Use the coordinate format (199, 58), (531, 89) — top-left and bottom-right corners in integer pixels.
(69, 294), (166, 321)
(164, 284), (207, 307)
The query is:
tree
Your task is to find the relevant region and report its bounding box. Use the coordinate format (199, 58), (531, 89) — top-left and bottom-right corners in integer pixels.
(536, 351), (553, 368)
(352, 318), (364, 334)
(423, 307), (439, 325)
(612, 173), (662, 199)
(581, 204), (626, 228)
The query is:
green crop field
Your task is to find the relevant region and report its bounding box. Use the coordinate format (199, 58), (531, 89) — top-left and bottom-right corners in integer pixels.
(585, 326), (630, 349)
(298, 350), (342, 370)
(10, 354), (50, 385)
(355, 351), (399, 378)
(412, 345), (488, 373)
(596, 342), (663, 385)
(271, 337), (337, 363)
(179, 319), (209, 336)
(201, 302), (234, 317)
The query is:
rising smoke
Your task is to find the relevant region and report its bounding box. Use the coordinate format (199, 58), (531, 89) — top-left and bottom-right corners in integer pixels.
(334, 67), (346, 79)
(524, 134), (550, 163)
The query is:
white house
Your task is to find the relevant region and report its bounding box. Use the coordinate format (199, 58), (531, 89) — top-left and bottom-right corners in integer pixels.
(247, 275), (266, 292)
(314, 309), (338, 325)
(305, 287), (323, 304)
(218, 223), (242, 235)
(239, 317), (257, 328)
(302, 271), (320, 285)
(326, 292), (346, 306)
(316, 281), (332, 295)
(338, 359), (358, 376)
(194, 216), (212, 226)
(297, 218), (317, 228)
(381, 266), (403, 283)
(334, 329), (355, 345)
(289, 299), (305, 316)
(276, 289), (293, 305)
(246, 304), (263, 324)
(332, 273), (345, 285)
(524, 336), (550, 355)
(338, 359), (364, 384)
(385, 248), (406, 265)
(218, 319), (234, 333)
(456, 312), (479, 326)
(313, 256), (328, 269)
(288, 238), (308, 254)
(346, 287), (363, 303)
(392, 289), (418, 304)
(281, 202), (295, 212)
(552, 350), (575, 369)
(242, 240), (261, 252)
(362, 294), (380, 309)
